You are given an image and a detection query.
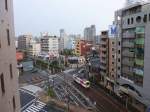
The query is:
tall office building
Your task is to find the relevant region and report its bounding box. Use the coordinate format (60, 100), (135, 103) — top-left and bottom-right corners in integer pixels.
(115, 2), (150, 111)
(84, 25), (96, 43)
(0, 0), (20, 112)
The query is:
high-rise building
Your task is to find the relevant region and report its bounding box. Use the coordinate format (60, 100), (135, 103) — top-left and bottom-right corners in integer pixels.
(0, 0), (20, 111)
(115, 2), (150, 111)
(84, 25), (96, 42)
(99, 31), (109, 86)
(59, 29), (65, 52)
(41, 36), (59, 57)
(18, 35), (32, 51)
(106, 37), (117, 91)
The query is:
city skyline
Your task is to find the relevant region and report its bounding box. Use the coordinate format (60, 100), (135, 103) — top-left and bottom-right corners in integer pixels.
(13, 0), (125, 36)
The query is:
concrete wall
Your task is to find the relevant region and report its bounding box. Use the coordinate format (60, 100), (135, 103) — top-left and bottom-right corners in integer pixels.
(0, 0), (20, 112)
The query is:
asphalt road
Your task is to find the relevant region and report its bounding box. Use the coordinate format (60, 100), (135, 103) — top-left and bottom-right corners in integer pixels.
(20, 90), (35, 108)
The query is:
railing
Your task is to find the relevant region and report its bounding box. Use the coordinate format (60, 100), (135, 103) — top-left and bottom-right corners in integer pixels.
(100, 65), (106, 70)
(122, 59), (134, 66)
(135, 59), (144, 66)
(122, 67), (133, 75)
(100, 71), (106, 76)
(122, 51), (135, 57)
(123, 32), (135, 38)
(122, 42), (134, 48)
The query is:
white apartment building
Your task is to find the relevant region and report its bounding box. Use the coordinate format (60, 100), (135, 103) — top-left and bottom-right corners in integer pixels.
(41, 36), (59, 57)
(28, 40), (41, 56)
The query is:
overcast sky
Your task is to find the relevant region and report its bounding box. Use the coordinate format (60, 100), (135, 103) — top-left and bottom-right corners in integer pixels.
(13, 0), (125, 36)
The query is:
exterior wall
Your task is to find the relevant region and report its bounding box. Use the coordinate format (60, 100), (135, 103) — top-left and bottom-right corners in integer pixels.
(84, 25), (96, 42)
(99, 31), (109, 86)
(80, 40), (92, 56)
(28, 41), (40, 56)
(18, 35), (32, 51)
(41, 36), (59, 57)
(75, 39), (81, 56)
(0, 0), (20, 112)
(107, 38), (117, 85)
(115, 2), (150, 108)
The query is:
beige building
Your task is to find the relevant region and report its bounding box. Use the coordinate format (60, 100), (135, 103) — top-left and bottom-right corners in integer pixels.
(99, 31), (109, 86)
(106, 37), (117, 91)
(28, 40), (41, 56)
(0, 0), (20, 112)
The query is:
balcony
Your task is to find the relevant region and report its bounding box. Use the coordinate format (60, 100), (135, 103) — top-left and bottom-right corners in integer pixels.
(100, 65), (106, 70)
(122, 42), (134, 48)
(122, 59), (134, 66)
(101, 47), (107, 51)
(135, 38), (144, 45)
(123, 32), (135, 38)
(135, 27), (145, 34)
(122, 51), (135, 57)
(101, 41), (106, 45)
(122, 67), (133, 76)
(135, 59), (144, 66)
(101, 53), (107, 58)
(100, 71), (106, 76)
(101, 59), (107, 64)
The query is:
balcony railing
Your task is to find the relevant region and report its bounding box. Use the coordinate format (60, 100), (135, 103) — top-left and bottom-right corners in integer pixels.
(101, 47), (107, 51)
(135, 38), (144, 45)
(122, 59), (134, 66)
(101, 59), (107, 64)
(122, 67), (133, 75)
(100, 71), (106, 76)
(135, 59), (144, 66)
(122, 51), (135, 57)
(123, 32), (135, 38)
(101, 41), (106, 45)
(100, 65), (107, 70)
(122, 42), (134, 48)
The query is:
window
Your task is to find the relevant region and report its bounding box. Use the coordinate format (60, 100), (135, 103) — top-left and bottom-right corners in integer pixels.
(112, 62), (114, 65)
(112, 42), (114, 45)
(118, 41), (121, 46)
(127, 18), (130, 25)
(12, 96), (16, 110)
(131, 18), (134, 24)
(112, 48), (114, 51)
(6, 29), (10, 46)
(118, 50), (120, 54)
(5, 0), (8, 11)
(112, 55), (114, 58)
(136, 16), (141, 23)
(149, 14), (150, 21)
(118, 59), (120, 62)
(143, 14), (147, 23)
(0, 74), (5, 94)
(112, 69), (114, 71)
(10, 64), (13, 78)
(118, 67), (120, 70)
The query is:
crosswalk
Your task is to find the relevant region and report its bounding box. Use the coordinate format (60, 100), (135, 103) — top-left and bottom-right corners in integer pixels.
(23, 101), (47, 112)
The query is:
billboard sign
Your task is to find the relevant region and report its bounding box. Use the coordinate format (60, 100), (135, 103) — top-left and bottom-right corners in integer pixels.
(108, 25), (117, 38)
